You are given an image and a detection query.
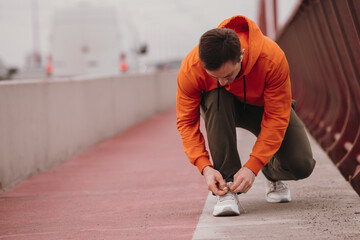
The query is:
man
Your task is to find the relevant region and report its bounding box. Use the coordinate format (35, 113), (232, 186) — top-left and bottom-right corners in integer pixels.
(176, 15), (316, 217)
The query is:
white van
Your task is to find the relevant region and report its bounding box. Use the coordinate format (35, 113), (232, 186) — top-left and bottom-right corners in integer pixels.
(0, 59), (8, 80)
(50, 6), (121, 77)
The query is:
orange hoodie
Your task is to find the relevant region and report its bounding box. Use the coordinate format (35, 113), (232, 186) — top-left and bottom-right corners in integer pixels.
(176, 16), (292, 175)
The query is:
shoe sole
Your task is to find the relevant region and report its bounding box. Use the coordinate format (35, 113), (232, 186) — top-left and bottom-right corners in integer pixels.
(266, 196), (291, 203)
(213, 206), (240, 217)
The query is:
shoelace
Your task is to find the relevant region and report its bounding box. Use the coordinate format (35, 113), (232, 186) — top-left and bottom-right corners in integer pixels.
(269, 181), (287, 192)
(218, 191), (247, 213)
(218, 191), (235, 202)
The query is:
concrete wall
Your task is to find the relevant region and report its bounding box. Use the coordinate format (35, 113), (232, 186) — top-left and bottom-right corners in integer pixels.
(0, 71), (178, 190)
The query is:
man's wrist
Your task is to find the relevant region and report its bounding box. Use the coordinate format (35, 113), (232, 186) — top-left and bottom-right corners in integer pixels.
(243, 166), (256, 176)
(202, 165), (213, 175)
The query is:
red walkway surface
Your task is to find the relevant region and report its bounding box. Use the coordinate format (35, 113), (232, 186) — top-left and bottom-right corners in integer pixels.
(0, 108), (208, 240)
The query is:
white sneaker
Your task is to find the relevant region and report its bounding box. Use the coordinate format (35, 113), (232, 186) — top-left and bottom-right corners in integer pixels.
(213, 182), (240, 216)
(265, 180), (291, 203)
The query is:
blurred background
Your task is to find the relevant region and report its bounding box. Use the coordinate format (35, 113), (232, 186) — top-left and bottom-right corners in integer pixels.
(0, 0), (299, 79)
(1, 0), (359, 197)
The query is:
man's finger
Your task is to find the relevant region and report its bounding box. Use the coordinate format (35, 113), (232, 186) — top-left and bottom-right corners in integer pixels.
(215, 188), (228, 196)
(234, 180), (251, 193)
(209, 185), (222, 195)
(210, 181), (228, 196)
(229, 178), (241, 192)
(243, 185), (251, 193)
(217, 178), (228, 191)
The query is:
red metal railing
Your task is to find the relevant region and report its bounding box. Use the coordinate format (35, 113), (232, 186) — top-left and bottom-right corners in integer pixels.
(276, 0), (360, 195)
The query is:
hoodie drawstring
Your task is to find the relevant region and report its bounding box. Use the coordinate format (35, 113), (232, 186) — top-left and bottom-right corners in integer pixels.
(217, 81), (220, 112)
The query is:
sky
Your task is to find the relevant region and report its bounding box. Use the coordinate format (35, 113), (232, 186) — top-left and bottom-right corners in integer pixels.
(0, 0), (298, 68)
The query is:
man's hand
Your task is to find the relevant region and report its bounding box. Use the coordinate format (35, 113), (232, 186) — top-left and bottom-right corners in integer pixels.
(229, 167), (255, 193)
(203, 166), (228, 196)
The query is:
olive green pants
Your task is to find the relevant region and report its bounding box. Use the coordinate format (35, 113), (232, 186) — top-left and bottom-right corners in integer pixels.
(200, 88), (316, 182)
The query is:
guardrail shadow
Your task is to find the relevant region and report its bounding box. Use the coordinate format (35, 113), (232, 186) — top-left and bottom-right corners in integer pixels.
(277, 0), (360, 195)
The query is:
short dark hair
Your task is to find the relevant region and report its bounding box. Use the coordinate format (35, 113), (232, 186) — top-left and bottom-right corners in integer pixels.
(199, 28), (241, 70)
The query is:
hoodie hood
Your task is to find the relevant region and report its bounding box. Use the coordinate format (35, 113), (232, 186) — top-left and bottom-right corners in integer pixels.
(218, 16), (265, 77)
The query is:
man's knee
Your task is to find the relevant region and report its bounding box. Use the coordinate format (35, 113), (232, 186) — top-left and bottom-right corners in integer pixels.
(291, 156), (316, 180)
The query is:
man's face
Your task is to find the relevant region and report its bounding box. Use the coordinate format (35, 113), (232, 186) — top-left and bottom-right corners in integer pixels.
(205, 60), (242, 86)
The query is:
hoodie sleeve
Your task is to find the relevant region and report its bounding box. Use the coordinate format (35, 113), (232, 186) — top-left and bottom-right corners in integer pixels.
(244, 54), (292, 175)
(176, 69), (212, 174)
